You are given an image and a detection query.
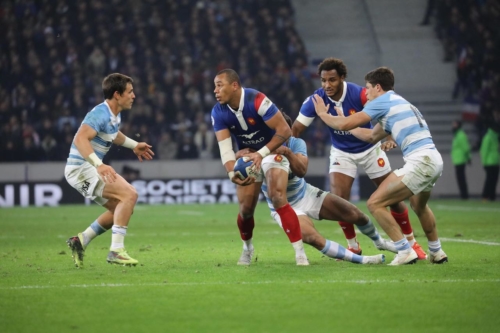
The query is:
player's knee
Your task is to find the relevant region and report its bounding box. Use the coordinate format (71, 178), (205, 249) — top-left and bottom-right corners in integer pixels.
(302, 232), (320, 248)
(123, 185), (138, 204)
(410, 202), (425, 216)
(366, 198), (378, 214)
(269, 191), (287, 209)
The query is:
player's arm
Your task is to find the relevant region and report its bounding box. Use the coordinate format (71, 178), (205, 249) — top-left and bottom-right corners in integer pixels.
(381, 134), (397, 151)
(215, 129), (254, 186)
(73, 124), (117, 183)
(349, 123), (389, 144)
(114, 131), (154, 162)
(275, 145), (308, 178)
(291, 121), (307, 138)
(312, 94), (371, 131)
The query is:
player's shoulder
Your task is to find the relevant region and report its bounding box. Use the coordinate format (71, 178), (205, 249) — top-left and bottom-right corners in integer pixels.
(345, 82), (364, 95)
(290, 136), (307, 151)
(85, 102), (109, 119)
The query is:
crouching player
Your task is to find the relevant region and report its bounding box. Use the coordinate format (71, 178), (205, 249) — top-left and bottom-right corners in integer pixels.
(236, 112), (396, 265)
(65, 73), (154, 268)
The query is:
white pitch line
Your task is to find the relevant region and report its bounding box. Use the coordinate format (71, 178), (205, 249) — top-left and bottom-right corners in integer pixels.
(435, 204), (500, 213)
(3, 279), (500, 290)
(441, 238), (500, 246)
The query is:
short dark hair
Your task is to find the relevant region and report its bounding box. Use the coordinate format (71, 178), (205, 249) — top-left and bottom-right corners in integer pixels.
(102, 73), (133, 100)
(364, 67), (394, 91)
(280, 109), (292, 128)
(216, 69), (241, 86)
(317, 57), (347, 78)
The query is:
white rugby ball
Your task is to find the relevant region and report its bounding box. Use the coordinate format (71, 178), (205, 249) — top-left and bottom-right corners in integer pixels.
(234, 157), (256, 180)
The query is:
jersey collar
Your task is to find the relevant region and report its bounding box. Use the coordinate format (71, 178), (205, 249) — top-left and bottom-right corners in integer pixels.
(327, 81), (347, 105)
(104, 100), (119, 125)
(227, 88), (245, 113)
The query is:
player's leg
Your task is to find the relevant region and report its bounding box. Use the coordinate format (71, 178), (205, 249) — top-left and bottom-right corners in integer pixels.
(329, 148), (361, 254)
(366, 172), (418, 265)
(235, 181), (261, 265)
(263, 155), (307, 265)
(101, 174), (139, 266)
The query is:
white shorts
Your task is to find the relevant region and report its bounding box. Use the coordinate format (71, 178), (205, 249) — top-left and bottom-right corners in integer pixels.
(260, 153), (290, 182)
(329, 142), (391, 179)
(270, 183), (328, 227)
(64, 163), (108, 205)
(393, 149), (443, 194)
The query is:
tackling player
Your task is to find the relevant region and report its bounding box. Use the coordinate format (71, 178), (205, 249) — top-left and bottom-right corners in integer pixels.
(211, 69), (308, 266)
(65, 73), (154, 267)
(312, 66), (448, 265)
(292, 58), (427, 260)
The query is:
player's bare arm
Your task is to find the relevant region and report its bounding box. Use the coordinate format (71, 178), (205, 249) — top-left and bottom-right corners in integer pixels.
(114, 131), (154, 162)
(244, 111), (291, 170)
(312, 94), (371, 131)
(291, 120), (307, 137)
(215, 129), (254, 186)
(381, 135), (398, 151)
(73, 124), (117, 183)
(274, 145), (308, 178)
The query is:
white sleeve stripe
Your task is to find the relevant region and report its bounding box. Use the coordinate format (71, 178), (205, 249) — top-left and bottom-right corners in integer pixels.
(296, 113), (314, 127)
(257, 97), (273, 116)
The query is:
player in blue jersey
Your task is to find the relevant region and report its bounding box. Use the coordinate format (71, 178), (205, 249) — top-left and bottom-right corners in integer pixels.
(237, 111), (396, 264)
(292, 58), (427, 260)
(312, 66), (448, 265)
(211, 69), (308, 266)
(65, 73), (154, 268)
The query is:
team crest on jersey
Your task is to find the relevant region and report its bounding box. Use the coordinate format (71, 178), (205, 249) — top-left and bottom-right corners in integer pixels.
(377, 158), (385, 167)
(349, 109), (356, 115)
(274, 154), (283, 162)
(247, 117), (256, 125)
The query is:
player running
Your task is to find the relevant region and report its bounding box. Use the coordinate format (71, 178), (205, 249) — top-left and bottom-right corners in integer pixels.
(292, 58), (427, 260)
(211, 69), (308, 265)
(65, 73), (154, 267)
(312, 66), (448, 265)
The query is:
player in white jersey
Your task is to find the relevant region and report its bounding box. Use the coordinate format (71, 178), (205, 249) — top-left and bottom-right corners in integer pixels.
(65, 73), (154, 268)
(236, 111), (396, 265)
(312, 67), (448, 265)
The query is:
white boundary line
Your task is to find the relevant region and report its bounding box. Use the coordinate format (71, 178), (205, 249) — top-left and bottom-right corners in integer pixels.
(441, 238), (500, 246)
(435, 204), (500, 212)
(3, 279), (500, 290)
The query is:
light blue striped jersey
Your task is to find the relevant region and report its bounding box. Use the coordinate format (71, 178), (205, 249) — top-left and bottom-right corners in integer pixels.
(362, 91), (435, 156)
(66, 101), (120, 167)
(261, 137), (307, 212)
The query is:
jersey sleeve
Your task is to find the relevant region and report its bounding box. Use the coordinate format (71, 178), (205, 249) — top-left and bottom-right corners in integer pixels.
(360, 88), (367, 106)
(290, 137), (307, 156)
(362, 99), (388, 121)
(296, 96), (316, 127)
(82, 109), (106, 133)
(211, 107), (227, 132)
(254, 92), (278, 121)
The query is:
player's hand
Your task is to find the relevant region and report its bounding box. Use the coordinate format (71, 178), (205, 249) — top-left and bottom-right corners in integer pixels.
(274, 146), (290, 156)
(334, 106), (345, 117)
(381, 140), (397, 151)
(133, 142), (154, 162)
(243, 152), (263, 173)
(235, 148), (255, 160)
(312, 94), (330, 117)
(231, 174), (256, 186)
(97, 164), (117, 183)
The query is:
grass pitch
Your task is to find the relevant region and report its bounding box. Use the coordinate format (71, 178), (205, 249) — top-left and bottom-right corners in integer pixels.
(1, 200), (499, 333)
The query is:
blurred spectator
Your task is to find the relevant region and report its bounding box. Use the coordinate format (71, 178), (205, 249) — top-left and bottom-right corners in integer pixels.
(451, 120), (471, 199)
(176, 132), (198, 159)
(193, 122), (215, 159)
(157, 132), (178, 160)
(480, 122), (499, 201)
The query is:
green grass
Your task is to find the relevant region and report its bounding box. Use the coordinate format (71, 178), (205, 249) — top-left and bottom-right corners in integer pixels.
(1, 200), (499, 333)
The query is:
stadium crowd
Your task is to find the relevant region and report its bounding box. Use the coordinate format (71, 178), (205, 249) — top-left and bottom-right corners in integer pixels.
(432, 0), (500, 146)
(0, 0), (329, 162)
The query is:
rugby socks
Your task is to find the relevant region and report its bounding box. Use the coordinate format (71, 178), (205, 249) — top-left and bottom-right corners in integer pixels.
(394, 238), (411, 251)
(276, 203), (302, 243)
(237, 215), (254, 251)
(357, 219), (384, 247)
(428, 239), (442, 253)
(111, 225), (127, 250)
(391, 208), (413, 235)
(81, 220), (107, 246)
(339, 221), (358, 249)
(404, 233), (416, 246)
(321, 240), (362, 263)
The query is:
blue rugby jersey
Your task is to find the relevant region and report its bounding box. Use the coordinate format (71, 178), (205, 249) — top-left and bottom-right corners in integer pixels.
(211, 88), (279, 151)
(362, 91), (435, 156)
(297, 81), (373, 153)
(66, 101), (120, 167)
(261, 137), (307, 212)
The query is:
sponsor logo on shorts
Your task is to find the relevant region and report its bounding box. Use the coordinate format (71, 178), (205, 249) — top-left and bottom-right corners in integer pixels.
(81, 181), (90, 195)
(316, 190), (324, 198)
(247, 117), (256, 125)
(349, 109), (356, 115)
(274, 154), (283, 162)
(377, 158), (385, 167)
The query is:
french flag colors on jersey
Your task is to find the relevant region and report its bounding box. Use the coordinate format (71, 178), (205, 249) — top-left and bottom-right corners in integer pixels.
(362, 91), (435, 157)
(66, 101), (120, 167)
(297, 82), (373, 154)
(211, 88), (279, 150)
(262, 137), (307, 212)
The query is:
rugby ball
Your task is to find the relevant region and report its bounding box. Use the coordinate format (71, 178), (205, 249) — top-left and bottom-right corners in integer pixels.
(234, 157), (257, 180)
